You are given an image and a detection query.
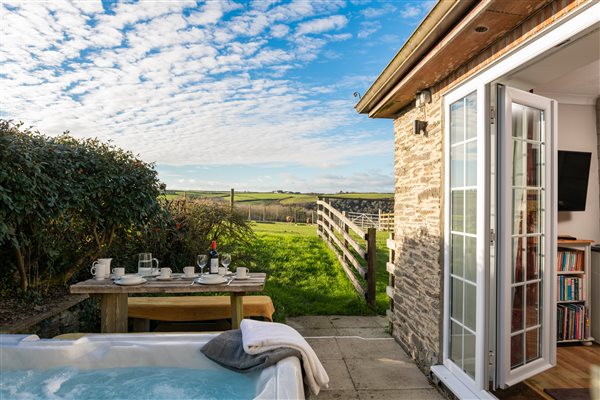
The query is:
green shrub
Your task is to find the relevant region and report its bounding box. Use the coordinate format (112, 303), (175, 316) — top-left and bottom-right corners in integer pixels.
(0, 120), (162, 290)
(107, 199), (255, 272)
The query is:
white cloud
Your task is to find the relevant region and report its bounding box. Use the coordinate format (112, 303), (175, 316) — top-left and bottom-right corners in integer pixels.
(73, 1), (104, 15)
(358, 21), (380, 39)
(296, 15), (348, 36)
(270, 24), (290, 38)
(186, 1), (224, 25)
(360, 4), (396, 19)
(399, 2), (435, 19)
(279, 170), (393, 193)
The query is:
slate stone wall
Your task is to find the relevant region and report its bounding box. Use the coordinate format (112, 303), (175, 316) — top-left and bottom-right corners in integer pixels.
(390, 95), (444, 373)
(329, 198), (394, 215)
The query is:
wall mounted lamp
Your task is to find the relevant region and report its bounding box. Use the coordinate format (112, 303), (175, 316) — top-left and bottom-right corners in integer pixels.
(413, 120), (428, 135)
(414, 89), (431, 135)
(415, 89), (432, 107)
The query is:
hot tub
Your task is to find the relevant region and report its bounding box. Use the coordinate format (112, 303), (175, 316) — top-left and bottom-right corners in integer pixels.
(0, 333), (304, 399)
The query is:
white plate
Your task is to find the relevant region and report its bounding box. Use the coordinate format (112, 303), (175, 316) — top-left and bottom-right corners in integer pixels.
(196, 276), (227, 285)
(114, 278), (147, 286)
(180, 274), (200, 279)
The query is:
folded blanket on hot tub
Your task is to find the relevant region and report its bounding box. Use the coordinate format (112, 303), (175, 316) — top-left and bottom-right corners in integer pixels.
(241, 319), (330, 396)
(201, 329), (300, 373)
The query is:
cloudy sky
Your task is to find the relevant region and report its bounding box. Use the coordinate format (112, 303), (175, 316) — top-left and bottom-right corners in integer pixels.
(1, 0), (433, 193)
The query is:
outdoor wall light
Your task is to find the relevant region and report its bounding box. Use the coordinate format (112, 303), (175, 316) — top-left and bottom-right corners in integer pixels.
(415, 90), (431, 107)
(413, 120), (428, 135)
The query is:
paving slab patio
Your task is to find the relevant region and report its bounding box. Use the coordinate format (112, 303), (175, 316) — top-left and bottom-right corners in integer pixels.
(288, 315), (444, 400)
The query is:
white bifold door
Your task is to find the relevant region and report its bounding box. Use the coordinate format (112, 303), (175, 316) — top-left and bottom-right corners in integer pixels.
(443, 84), (556, 395)
(496, 85), (556, 388)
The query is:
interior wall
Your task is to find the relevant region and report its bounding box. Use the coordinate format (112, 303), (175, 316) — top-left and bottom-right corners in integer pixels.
(557, 103), (600, 243)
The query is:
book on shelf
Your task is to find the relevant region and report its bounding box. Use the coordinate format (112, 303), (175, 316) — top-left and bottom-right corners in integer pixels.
(556, 248), (584, 272)
(557, 276), (585, 301)
(557, 303), (589, 341)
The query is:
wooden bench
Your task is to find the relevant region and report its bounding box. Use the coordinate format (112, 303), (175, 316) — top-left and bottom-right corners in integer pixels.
(128, 296), (275, 327)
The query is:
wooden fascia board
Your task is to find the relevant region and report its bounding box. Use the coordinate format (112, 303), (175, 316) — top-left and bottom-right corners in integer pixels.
(368, 0), (556, 118)
(354, 0), (475, 115)
(367, 0), (495, 118)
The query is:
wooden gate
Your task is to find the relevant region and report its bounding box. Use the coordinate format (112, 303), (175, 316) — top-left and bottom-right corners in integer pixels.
(316, 197), (377, 306)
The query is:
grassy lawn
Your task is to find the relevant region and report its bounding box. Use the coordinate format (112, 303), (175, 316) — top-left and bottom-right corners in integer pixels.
(248, 222), (389, 321)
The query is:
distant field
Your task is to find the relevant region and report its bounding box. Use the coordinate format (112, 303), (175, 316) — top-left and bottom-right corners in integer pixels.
(161, 190), (392, 206)
(251, 221), (316, 237)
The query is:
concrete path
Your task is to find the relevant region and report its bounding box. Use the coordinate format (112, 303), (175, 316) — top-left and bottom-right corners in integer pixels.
(286, 316), (444, 400)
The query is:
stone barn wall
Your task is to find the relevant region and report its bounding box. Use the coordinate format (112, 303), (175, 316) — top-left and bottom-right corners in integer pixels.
(391, 95), (444, 373)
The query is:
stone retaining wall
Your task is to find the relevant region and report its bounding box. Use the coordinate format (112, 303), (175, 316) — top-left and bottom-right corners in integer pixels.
(328, 198), (393, 215)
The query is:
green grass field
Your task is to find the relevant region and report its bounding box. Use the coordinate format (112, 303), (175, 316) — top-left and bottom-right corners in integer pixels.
(162, 190), (393, 206)
(248, 222), (389, 320)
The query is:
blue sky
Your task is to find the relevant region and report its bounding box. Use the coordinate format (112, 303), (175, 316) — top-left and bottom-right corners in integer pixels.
(1, 0), (433, 193)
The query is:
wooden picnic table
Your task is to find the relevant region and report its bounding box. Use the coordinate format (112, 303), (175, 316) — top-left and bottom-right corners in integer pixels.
(69, 273), (266, 333)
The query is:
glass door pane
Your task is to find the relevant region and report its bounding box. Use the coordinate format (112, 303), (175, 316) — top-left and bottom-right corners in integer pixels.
(448, 91), (478, 379)
(497, 85), (555, 388)
(510, 102), (545, 369)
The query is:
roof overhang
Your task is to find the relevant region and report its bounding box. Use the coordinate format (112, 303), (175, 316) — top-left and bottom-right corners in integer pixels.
(356, 0), (553, 118)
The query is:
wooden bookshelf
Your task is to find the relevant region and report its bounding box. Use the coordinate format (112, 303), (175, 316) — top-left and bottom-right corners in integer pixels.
(556, 239), (594, 344)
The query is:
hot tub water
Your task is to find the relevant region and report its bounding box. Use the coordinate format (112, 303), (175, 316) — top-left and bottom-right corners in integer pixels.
(1, 366), (255, 400)
(0, 333), (303, 400)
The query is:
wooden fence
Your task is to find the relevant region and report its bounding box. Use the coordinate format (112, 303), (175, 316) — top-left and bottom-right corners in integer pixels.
(316, 197), (377, 306)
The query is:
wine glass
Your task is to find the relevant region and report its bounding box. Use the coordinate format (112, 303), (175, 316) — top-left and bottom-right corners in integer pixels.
(221, 253), (231, 273)
(197, 255), (208, 275)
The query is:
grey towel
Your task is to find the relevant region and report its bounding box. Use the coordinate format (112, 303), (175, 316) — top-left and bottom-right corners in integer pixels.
(201, 329), (301, 373)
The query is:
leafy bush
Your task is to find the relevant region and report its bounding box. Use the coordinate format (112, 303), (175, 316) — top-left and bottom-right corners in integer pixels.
(107, 199), (255, 272)
(0, 120), (163, 290)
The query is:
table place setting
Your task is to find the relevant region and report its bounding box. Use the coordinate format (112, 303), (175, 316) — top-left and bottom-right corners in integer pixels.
(193, 274), (229, 285)
(181, 266), (199, 279)
(154, 267), (173, 280)
(114, 274), (147, 286)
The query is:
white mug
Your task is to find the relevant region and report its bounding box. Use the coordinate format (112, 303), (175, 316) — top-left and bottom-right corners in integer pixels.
(91, 261), (109, 280)
(236, 267), (248, 279)
(160, 268), (172, 278)
(112, 267), (125, 278)
(183, 266), (195, 277)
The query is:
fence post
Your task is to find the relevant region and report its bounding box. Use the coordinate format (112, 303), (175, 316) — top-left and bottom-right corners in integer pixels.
(366, 227), (377, 307)
(342, 211), (350, 268)
(317, 197), (322, 236)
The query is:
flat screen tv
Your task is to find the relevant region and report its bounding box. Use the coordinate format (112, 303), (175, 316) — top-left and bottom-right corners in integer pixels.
(557, 150), (592, 211)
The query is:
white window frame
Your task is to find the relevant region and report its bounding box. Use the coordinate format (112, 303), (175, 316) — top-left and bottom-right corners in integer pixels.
(442, 84), (490, 396)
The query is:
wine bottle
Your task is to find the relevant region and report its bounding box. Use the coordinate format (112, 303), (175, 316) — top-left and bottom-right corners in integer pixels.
(209, 240), (219, 274)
